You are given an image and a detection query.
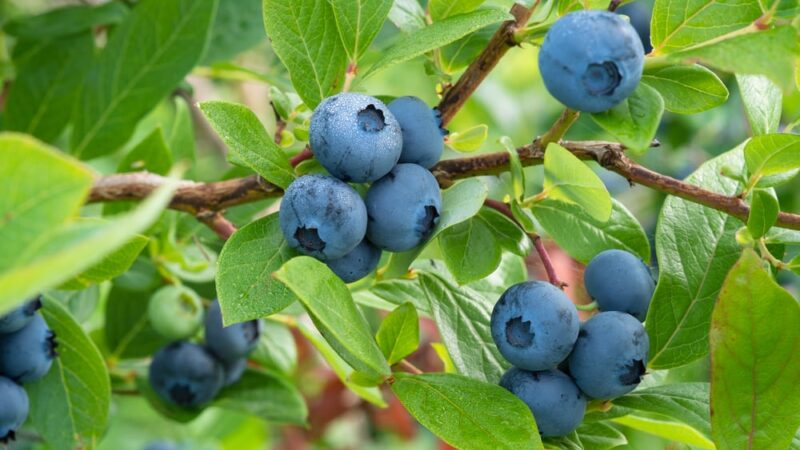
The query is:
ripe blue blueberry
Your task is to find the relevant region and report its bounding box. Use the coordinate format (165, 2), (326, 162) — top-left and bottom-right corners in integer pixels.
(0, 314), (57, 383)
(204, 300), (260, 365)
(365, 164), (442, 252)
(325, 239), (382, 283)
(617, 1), (653, 53)
(0, 376), (28, 444)
(568, 311), (649, 399)
(0, 296), (42, 335)
(387, 96), (445, 168)
(491, 281), (579, 371)
(584, 249), (655, 321)
(279, 174), (368, 260)
(149, 341), (224, 409)
(309, 93), (402, 182)
(538, 10), (644, 113)
(222, 358), (247, 386)
(500, 368), (586, 437)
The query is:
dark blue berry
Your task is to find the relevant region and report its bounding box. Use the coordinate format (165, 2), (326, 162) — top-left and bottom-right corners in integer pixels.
(149, 341), (224, 409)
(584, 249), (655, 321)
(0, 376), (28, 444)
(204, 300), (260, 365)
(0, 296), (42, 335)
(0, 314), (57, 383)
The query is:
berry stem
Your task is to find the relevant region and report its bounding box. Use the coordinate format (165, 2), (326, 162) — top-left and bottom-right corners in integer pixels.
(289, 146), (314, 167)
(396, 359), (423, 375)
(196, 210), (238, 241)
(539, 109), (580, 148)
(483, 199), (566, 288)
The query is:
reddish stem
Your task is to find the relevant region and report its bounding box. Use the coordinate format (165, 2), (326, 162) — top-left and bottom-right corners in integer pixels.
(290, 146), (313, 167)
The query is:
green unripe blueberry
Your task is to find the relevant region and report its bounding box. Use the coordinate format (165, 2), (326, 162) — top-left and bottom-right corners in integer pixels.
(147, 285), (204, 340)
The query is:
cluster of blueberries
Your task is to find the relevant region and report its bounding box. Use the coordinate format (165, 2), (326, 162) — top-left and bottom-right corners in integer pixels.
(280, 93), (447, 282)
(148, 299), (261, 409)
(0, 297), (58, 444)
(539, 10), (645, 113)
(492, 250), (655, 437)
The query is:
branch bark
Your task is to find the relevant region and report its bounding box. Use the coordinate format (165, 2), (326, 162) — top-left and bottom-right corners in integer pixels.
(87, 140), (800, 231)
(436, 3), (537, 126)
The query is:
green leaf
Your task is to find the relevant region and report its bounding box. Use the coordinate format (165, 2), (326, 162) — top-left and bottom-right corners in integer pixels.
(736, 74), (782, 136)
(446, 123), (489, 152)
(650, 0), (762, 54)
(4, 1), (128, 39)
(613, 383), (711, 439)
(669, 27), (799, 89)
(501, 136), (525, 202)
(429, 0), (486, 21)
(478, 207), (532, 257)
(747, 190), (779, 239)
(543, 143), (612, 222)
(214, 370), (308, 425)
(439, 216), (502, 284)
(61, 232), (148, 290)
(641, 64), (728, 114)
(391, 373), (543, 450)
(532, 199), (651, 264)
(331, 0), (393, 62)
(0, 133), (94, 274)
(612, 415), (715, 449)
(418, 272), (509, 383)
(202, 0), (264, 64)
(590, 83), (664, 154)
(117, 128), (173, 175)
(0, 171), (179, 313)
(71, 0), (217, 159)
(711, 249), (800, 450)
(576, 422), (627, 450)
(744, 133), (800, 180)
(375, 302), (420, 364)
(4, 33), (94, 142)
(199, 101), (295, 188)
(251, 320), (298, 375)
(263, 0), (348, 108)
(557, 0), (607, 14)
(366, 8), (511, 77)
(28, 297), (110, 450)
(647, 147), (744, 369)
(105, 283), (169, 360)
(216, 213), (298, 324)
(296, 320), (386, 406)
(387, 0), (426, 33)
(273, 256), (390, 379)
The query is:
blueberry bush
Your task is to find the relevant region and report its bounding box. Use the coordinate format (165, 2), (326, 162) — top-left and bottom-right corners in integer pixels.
(1, 0), (799, 448)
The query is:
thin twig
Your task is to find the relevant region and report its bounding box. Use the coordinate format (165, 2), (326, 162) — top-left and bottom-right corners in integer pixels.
(397, 359), (423, 375)
(436, 3), (538, 126)
(290, 147), (314, 167)
(483, 199), (565, 287)
(539, 109), (580, 148)
(196, 210), (238, 240)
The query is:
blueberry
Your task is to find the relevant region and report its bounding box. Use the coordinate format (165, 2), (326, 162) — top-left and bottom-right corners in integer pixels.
(0, 376), (28, 444)
(365, 164), (442, 252)
(0, 296), (42, 335)
(147, 285), (204, 340)
(222, 358), (247, 386)
(279, 174), (368, 260)
(309, 93), (402, 182)
(149, 341), (224, 409)
(539, 10), (644, 113)
(387, 96), (445, 168)
(584, 249), (655, 321)
(204, 300), (260, 364)
(617, 1), (652, 53)
(325, 239), (382, 283)
(0, 314), (57, 383)
(568, 311), (649, 399)
(491, 281), (579, 371)
(500, 368), (586, 437)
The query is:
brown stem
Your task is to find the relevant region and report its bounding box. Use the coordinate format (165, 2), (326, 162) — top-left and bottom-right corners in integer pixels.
(539, 109), (580, 148)
(86, 140), (800, 231)
(608, 0), (623, 11)
(483, 199), (565, 287)
(290, 146), (314, 167)
(196, 210), (238, 240)
(436, 3), (537, 126)
(396, 359), (423, 375)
